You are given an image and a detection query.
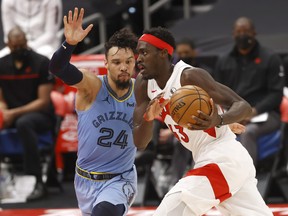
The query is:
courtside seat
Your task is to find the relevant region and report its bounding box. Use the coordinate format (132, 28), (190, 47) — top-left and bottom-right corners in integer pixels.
(257, 130), (281, 161)
(0, 128), (54, 178)
(256, 130), (282, 202)
(0, 128), (53, 156)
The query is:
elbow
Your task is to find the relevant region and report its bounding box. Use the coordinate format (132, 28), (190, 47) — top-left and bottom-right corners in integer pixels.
(133, 140), (148, 151)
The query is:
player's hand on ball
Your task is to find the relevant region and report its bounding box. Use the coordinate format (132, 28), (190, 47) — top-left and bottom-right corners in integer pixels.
(143, 94), (169, 122)
(187, 98), (218, 130)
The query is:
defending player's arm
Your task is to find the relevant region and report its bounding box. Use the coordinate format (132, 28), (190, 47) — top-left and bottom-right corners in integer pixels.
(49, 7), (93, 87)
(49, 8), (101, 111)
(181, 67), (252, 130)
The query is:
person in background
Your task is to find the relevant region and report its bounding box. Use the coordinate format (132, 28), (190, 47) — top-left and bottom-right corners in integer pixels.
(176, 38), (212, 74)
(133, 26), (272, 216)
(49, 8), (138, 216)
(0, 26), (55, 201)
(214, 17), (285, 166)
(0, 0), (62, 58)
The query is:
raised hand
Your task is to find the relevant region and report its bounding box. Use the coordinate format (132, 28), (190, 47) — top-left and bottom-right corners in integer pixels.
(63, 8), (93, 45)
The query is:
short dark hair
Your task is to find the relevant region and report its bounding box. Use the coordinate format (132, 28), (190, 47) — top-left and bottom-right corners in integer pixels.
(143, 26), (176, 52)
(105, 28), (138, 56)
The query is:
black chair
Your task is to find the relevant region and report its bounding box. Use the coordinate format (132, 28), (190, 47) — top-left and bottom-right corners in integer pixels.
(256, 130), (282, 202)
(0, 128), (54, 184)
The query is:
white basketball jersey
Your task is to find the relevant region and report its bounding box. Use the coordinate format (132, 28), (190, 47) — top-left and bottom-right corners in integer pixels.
(147, 60), (236, 162)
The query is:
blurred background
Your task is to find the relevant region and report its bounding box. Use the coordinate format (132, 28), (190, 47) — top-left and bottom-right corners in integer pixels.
(1, 0), (288, 214)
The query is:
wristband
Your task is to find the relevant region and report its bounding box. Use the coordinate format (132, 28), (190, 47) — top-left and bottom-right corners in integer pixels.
(216, 114), (224, 128)
(61, 41), (76, 52)
(50, 41), (83, 85)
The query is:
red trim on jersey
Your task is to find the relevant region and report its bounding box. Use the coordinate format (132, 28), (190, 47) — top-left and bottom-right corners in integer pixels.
(185, 163), (231, 203)
(204, 127), (216, 138)
(0, 74), (39, 80)
(139, 34), (174, 56)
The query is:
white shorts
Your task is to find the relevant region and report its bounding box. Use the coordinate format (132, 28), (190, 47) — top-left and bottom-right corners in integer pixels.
(153, 141), (273, 216)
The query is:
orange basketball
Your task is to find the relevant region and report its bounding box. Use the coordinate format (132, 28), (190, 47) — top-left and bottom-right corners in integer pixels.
(169, 85), (212, 127)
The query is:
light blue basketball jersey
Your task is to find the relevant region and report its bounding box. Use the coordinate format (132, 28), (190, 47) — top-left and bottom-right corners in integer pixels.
(76, 75), (137, 173)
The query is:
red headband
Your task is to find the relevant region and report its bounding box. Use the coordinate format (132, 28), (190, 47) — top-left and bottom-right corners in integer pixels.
(139, 34), (174, 55)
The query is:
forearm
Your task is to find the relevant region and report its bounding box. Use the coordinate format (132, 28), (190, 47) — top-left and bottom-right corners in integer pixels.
(221, 101), (252, 125)
(133, 120), (154, 150)
(49, 41), (83, 85)
(10, 99), (50, 118)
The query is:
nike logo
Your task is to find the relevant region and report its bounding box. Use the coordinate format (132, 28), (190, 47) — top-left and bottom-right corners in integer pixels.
(151, 90), (157, 93)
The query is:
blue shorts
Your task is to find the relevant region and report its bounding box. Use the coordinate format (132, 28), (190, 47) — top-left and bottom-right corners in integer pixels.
(74, 165), (137, 216)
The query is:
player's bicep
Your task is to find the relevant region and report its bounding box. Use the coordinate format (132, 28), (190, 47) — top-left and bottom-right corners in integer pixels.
(181, 68), (243, 108)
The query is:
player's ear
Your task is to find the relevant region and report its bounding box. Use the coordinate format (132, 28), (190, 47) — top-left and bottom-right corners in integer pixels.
(160, 49), (169, 58)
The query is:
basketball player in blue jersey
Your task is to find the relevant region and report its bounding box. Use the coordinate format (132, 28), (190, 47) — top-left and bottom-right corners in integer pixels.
(133, 27), (273, 215)
(49, 8), (138, 216)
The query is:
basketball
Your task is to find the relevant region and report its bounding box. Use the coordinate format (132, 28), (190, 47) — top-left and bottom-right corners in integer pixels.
(169, 85), (212, 127)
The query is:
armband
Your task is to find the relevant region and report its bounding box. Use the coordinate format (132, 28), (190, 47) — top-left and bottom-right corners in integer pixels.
(49, 41), (83, 85)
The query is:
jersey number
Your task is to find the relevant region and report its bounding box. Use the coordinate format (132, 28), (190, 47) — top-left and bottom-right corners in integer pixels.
(167, 124), (216, 143)
(168, 124), (189, 143)
(97, 128), (128, 149)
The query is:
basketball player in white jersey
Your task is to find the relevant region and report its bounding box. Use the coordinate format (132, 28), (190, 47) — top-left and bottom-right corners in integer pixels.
(133, 27), (272, 216)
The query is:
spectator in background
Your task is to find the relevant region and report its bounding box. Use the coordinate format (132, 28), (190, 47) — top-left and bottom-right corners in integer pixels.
(0, 27), (55, 201)
(214, 17), (285, 166)
(176, 38), (212, 74)
(0, 0), (62, 59)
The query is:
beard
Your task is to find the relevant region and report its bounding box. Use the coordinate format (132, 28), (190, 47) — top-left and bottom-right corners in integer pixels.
(115, 79), (130, 90)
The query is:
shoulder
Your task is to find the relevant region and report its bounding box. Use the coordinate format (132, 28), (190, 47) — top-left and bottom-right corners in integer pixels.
(134, 74), (150, 100)
(135, 74), (148, 89)
(181, 66), (213, 86)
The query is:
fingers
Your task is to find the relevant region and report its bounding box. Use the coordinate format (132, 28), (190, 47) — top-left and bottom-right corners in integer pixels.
(229, 123), (246, 134)
(68, 10), (73, 23)
(77, 8), (84, 22)
(73, 7), (79, 22)
(209, 98), (216, 116)
(84, 24), (94, 35)
(63, 15), (67, 26)
(66, 7), (85, 24)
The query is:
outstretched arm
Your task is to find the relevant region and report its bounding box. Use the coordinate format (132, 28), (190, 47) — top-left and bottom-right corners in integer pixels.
(49, 7), (94, 88)
(49, 8), (101, 111)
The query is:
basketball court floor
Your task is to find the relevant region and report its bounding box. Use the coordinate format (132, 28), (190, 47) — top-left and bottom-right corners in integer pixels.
(1, 173), (288, 215)
(1, 205), (288, 216)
